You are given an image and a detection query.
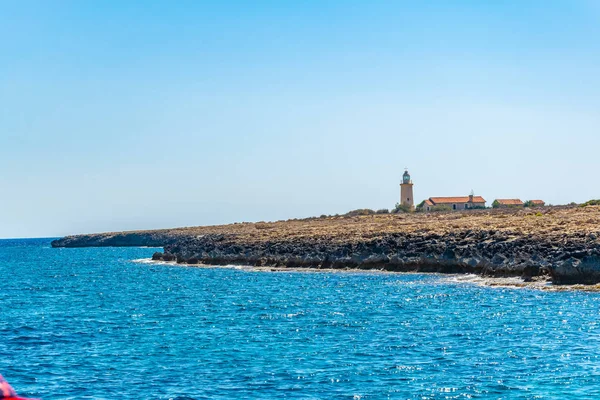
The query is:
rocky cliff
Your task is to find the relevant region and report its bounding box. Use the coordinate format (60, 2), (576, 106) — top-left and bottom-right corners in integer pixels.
(52, 206), (600, 285)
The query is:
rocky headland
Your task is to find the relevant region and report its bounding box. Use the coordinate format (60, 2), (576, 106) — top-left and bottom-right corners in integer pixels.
(51, 206), (600, 285)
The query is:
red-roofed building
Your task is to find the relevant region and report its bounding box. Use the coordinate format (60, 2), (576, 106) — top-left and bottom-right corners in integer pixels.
(493, 199), (524, 208)
(530, 200), (545, 206)
(422, 194), (486, 211)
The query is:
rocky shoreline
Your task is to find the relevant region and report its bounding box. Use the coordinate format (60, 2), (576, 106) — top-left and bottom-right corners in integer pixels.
(52, 206), (600, 285)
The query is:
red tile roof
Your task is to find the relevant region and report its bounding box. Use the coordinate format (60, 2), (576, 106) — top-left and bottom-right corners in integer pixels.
(495, 199), (524, 205)
(429, 196), (486, 204)
(424, 199), (434, 206)
(530, 200), (545, 205)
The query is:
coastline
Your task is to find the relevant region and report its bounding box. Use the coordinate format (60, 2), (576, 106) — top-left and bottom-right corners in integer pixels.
(52, 206), (600, 285)
(133, 258), (600, 292)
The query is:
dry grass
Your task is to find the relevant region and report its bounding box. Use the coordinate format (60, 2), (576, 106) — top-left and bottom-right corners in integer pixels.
(89, 206), (600, 245)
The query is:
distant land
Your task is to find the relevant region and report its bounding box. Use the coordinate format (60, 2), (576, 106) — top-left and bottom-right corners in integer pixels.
(51, 204), (600, 286)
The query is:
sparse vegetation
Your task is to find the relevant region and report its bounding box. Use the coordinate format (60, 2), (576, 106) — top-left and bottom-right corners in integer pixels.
(345, 209), (376, 217)
(56, 206), (600, 254)
(429, 205), (452, 212)
(580, 200), (600, 207)
(57, 206), (600, 285)
(392, 203), (412, 213)
(492, 200), (500, 208)
(376, 208), (389, 214)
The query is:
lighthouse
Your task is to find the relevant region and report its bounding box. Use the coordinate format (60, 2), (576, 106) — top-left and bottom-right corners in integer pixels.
(400, 169), (414, 210)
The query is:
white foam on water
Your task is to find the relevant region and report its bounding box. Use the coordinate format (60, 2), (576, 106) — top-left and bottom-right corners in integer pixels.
(131, 258), (600, 291)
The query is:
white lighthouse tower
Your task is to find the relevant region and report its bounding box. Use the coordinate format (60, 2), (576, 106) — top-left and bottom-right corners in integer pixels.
(400, 169), (414, 210)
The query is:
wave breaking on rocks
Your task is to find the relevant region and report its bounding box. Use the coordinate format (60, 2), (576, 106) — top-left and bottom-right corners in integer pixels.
(52, 206), (600, 286)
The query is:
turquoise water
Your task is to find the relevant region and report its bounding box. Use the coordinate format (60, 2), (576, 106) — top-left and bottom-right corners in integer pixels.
(2, 239), (600, 399)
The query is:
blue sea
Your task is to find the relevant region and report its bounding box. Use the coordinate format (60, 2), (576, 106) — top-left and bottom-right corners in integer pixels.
(1, 238), (600, 399)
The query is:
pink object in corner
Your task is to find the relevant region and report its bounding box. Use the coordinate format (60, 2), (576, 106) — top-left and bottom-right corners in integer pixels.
(0, 374), (39, 400)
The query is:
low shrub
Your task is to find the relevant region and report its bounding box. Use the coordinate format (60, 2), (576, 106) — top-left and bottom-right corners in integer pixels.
(392, 203), (412, 213)
(345, 209), (376, 217)
(429, 205), (452, 212)
(580, 200), (600, 207)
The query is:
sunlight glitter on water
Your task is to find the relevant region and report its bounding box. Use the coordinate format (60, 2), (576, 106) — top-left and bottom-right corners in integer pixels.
(2, 239), (600, 399)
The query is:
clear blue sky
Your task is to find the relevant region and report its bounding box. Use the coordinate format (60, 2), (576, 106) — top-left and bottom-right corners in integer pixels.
(1, 0), (599, 238)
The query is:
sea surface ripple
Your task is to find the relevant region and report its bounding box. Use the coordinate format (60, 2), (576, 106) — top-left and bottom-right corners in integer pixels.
(2, 238), (600, 399)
